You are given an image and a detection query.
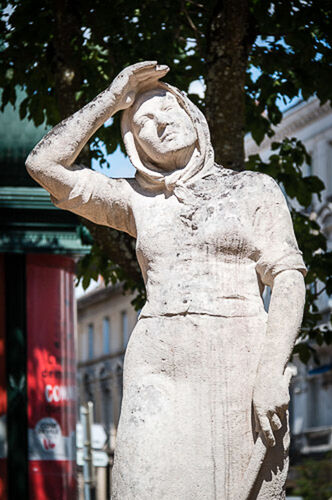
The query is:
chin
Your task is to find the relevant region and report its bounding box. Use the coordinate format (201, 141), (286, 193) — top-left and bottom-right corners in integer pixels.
(143, 138), (197, 170)
(161, 140), (194, 155)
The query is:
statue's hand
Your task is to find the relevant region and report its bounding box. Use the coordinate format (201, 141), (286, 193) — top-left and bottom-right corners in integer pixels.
(253, 366), (294, 447)
(111, 61), (169, 112)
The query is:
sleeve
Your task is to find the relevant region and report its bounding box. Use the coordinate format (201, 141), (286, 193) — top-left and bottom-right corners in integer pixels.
(253, 175), (307, 287)
(50, 167), (136, 237)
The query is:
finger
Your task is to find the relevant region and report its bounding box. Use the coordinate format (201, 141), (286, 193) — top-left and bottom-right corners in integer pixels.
(270, 413), (282, 431)
(284, 366), (296, 385)
(136, 65), (169, 82)
(130, 61), (158, 72)
(257, 413), (276, 447)
(156, 64), (169, 72)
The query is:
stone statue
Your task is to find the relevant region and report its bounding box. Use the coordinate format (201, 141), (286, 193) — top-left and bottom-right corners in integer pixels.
(26, 61), (306, 499)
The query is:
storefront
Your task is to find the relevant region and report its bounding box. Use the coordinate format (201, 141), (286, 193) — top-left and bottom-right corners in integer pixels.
(0, 181), (89, 499)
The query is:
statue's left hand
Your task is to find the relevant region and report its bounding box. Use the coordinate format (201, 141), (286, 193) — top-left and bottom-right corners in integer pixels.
(252, 366), (294, 447)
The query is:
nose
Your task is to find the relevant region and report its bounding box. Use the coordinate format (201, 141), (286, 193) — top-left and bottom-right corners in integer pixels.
(157, 113), (174, 138)
(157, 122), (166, 138)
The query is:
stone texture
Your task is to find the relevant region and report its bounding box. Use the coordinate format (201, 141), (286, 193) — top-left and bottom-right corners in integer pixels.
(26, 62), (306, 499)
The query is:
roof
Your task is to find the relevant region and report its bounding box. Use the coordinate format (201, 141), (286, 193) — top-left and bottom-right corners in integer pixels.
(77, 282), (124, 310)
(0, 186), (91, 255)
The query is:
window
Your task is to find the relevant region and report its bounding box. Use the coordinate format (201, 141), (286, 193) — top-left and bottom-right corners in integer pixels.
(307, 375), (320, 428)
(83, 373), (92, 400)
(88, 323), (94, 359)
(99, 367), (111, 427)
(121, 311), (129, 348)
(103, 317), (110, 354)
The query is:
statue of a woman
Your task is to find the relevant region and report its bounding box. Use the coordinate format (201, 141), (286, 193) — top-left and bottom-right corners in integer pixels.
(26, 62), (306, 500)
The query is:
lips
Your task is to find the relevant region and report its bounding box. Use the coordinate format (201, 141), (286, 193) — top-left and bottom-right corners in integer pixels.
(161, 130), (176, 142)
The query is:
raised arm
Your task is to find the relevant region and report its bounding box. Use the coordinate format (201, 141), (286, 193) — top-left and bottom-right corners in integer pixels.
(25, 61), (169, 199)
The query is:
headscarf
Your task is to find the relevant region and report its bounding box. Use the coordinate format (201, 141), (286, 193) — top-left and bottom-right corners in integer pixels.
(121, 81), (216, 202)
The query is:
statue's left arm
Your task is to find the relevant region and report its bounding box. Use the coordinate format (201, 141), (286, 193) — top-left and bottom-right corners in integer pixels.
(253, 269), (305, 447)
(252, 174), (307, 447)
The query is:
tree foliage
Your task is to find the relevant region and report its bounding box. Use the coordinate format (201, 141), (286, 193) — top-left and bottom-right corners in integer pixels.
(293, 454), (332, 499)
(1, 0), (332, 361)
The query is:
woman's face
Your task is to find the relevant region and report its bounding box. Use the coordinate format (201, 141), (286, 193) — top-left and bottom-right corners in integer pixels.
(132, 90), (197, 171)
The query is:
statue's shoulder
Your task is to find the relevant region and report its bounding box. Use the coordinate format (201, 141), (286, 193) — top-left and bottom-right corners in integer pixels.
(219, 168), (279, 192)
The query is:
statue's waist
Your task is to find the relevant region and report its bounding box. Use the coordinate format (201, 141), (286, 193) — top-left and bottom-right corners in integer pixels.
(140, 294), (267, 319)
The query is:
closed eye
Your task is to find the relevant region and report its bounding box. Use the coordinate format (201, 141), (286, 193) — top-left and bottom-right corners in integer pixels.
(139, 114), (154, 127)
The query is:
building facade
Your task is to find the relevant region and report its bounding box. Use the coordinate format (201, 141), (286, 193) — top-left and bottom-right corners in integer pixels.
(76, 283), (137, 498)
(77, 284), (137, 443)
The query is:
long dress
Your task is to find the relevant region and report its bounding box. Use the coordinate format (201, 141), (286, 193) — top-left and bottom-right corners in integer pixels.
(51, 165), (306, 499)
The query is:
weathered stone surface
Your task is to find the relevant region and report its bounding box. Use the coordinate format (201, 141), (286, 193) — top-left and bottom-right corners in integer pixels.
(26, 62), (306, 499)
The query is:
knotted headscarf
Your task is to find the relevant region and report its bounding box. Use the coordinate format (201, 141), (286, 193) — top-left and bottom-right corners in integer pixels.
(121, 82), (216, 202)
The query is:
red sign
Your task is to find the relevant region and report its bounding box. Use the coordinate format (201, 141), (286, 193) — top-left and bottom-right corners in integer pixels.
(0, 255), (7, 500)
(27, 255), (77, 500)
